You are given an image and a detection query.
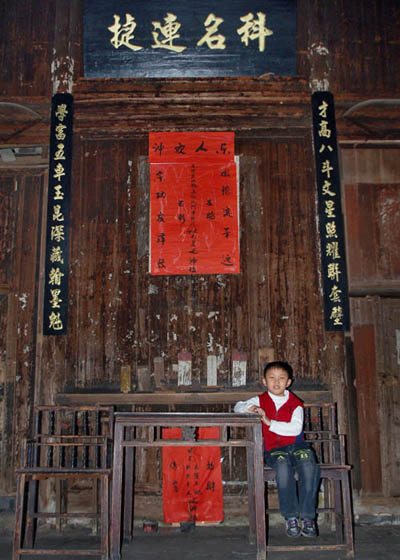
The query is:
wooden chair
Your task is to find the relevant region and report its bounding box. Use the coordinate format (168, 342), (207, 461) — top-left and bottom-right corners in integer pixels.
(13, 406), (113, 560)
(263, 403), (354, 558)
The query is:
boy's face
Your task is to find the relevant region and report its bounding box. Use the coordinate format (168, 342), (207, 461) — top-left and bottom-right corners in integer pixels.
(262, 367), (291, 397)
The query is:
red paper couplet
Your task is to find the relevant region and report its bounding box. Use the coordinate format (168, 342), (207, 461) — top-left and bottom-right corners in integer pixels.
(162, 427), (224, 524)
(149, 132), (240, 275)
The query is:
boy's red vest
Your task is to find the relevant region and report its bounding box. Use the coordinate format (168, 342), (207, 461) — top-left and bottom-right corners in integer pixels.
(259, 391), (304, 451)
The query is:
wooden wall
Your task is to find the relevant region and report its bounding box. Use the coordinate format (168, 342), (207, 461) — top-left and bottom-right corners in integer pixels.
(37, 134), (327, 407)
(1, 0), (400, 500)
(0, 170), (46, 490)
(1, 1), (400, 99)
(342, 148), (400, 295)
(341, 146), (400, 497)
(350, 298), (400, 497)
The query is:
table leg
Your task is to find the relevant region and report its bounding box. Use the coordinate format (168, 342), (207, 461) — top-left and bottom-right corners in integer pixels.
(245, 431), (256, 545)
(253, 424), (266, 560)
(110, 424), (124, 560)
(123, 446), (135, 542)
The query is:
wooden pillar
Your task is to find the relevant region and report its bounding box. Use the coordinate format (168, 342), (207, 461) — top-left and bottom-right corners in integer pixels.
(52, 0), (80, 95)
(325, 331), (348, 437)
(35, 0), (81, 407)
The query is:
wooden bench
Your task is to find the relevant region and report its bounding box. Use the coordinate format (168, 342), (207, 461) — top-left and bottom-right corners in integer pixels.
(263, 403), (354, 558)
(13, 406), (114, 560)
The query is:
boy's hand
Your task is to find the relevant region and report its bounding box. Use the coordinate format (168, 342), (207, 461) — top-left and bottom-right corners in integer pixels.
(247, 405), (271, 426)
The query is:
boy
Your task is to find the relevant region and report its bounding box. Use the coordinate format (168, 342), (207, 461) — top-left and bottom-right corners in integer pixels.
(234, 361), (320, 538)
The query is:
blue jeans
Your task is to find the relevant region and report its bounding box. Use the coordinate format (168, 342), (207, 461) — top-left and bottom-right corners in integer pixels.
(264, 442), (320, 520)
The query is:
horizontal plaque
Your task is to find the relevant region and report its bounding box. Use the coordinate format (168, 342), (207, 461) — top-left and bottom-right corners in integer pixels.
(83, 0), (296, 78)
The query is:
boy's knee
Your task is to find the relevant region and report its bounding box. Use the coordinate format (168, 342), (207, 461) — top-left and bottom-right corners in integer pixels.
(293, 447), (315, 463)
(265, 449), (290, 467)
(274, 451), (291, 463)
(295, 451), (320, 485)
(275, 461), (292, 487)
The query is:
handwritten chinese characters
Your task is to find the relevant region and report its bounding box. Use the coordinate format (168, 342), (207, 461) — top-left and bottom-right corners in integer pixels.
(109, 10), (273, 53)
(312, 92), (350, 331)
(43, 94), (73, 335)
(149, 132), (240, 276)
(162, 427), (223, 523)
(83, 0), (297, 78)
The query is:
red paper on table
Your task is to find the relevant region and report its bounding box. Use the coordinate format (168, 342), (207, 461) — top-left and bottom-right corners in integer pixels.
(162, 427), (223, 524)
(149, 132), (240, 275)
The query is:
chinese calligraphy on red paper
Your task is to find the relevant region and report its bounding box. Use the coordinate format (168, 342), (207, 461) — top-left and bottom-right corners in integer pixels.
(149, 132), (240, 275)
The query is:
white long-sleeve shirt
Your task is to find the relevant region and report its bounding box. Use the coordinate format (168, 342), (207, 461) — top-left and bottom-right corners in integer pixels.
(234, 390), (303, 437)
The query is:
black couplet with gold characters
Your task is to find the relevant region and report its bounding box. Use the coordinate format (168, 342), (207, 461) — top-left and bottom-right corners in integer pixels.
(43, 93), (73, 335)
(312, 91), (350, 331)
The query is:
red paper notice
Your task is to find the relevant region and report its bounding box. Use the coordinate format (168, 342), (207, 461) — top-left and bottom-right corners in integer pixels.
(149, 132), (240, 275)
(162, 427), (223, 524)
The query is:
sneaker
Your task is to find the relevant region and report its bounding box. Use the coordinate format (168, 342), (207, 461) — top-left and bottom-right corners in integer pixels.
(301, 518), (317, 537)
(285, 517), (301, 537)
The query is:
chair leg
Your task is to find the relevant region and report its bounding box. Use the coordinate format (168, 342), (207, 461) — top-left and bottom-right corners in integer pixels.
(24, 478), (38, 549)
(92, 478), (99, 535)
(324, 477), (335, 530)
(56, 479), (69, 532)
(341, 471), (354, 558)
(332, 477), (343, 542)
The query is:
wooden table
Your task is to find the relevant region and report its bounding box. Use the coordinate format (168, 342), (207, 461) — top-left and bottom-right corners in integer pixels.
(110, 412), (266, 560)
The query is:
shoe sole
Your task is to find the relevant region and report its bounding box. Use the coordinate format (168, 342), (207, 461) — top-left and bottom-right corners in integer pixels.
(287, 532), (301, 538)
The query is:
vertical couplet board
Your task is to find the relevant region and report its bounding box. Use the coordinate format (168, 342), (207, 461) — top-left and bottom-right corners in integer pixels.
(311, 92), (350, 331)
(43, 93), (73, 335)
(149, 132), (240, 276)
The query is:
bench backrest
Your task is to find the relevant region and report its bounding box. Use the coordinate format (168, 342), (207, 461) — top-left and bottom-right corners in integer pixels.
(33, 405), (114, 439)
(302, 403), (346, 465)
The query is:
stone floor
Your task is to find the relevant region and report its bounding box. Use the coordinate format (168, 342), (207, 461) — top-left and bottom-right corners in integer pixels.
(3, 520), (400, 560)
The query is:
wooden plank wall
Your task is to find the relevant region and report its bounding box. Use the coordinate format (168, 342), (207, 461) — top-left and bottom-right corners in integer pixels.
(32, 133), (329, 497)
(38, 135), (327, 405)
(351, 298), (400, 497)
(0, 170), (45, 490)
(379, 301), (400, 497)
(345, 181), (400, 294)
(1, 1), (399, 99)
(352, 323), (382, 494)
(0, 0), (56, 98)
(342, 143), (400, 497)
(1, 0), (400, 498)
(298, 0), (400, 95)
(342, 148), (400, 295)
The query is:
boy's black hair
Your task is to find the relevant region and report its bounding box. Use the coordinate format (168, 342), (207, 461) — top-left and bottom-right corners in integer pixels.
(263, 361), (294, 381)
